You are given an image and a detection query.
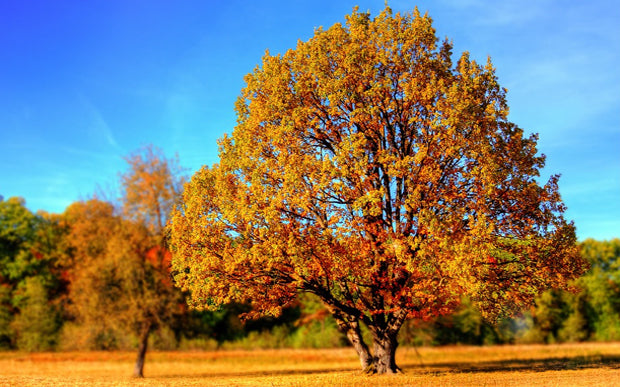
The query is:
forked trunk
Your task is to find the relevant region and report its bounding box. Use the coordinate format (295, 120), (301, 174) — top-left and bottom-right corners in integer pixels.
(133, 323), (152, 378)
(329, 306), (404, 374)
(371, 332), (400, 374)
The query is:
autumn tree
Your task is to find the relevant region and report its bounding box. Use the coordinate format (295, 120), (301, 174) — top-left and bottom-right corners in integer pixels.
(64, 146), (185, 377)
(119, 145), (186, 377)
(168, 7), (586, 373)
(62, 199), (128, 349)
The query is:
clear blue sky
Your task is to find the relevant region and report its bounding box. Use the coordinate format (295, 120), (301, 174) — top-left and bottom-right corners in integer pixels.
(1, 0), (618, 240)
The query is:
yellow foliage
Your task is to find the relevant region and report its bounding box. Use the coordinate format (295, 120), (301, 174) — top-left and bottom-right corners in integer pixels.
(168, 6), (586, 372)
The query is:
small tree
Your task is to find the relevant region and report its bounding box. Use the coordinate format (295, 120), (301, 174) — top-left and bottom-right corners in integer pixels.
(169, 7), (586, 373)
(64, 146), (185, 377)
(119, 145), (186, 377)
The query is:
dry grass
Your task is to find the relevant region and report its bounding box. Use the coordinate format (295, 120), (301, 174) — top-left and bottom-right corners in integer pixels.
(0, 342), (619, 386)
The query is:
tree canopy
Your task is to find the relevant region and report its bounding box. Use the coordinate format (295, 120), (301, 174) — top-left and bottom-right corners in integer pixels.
(170, 7), (586, 374)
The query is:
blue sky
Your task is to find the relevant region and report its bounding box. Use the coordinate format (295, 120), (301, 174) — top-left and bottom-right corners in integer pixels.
(1, 0), (618, 240)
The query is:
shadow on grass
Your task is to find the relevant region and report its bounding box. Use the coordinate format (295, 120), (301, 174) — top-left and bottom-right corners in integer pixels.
(161, 367), (358, 379)
(159, 355), (620, 379)
(403, 354), (620, 375)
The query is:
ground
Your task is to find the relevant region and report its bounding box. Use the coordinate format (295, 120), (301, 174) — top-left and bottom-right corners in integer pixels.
(0, 342), (619, 386)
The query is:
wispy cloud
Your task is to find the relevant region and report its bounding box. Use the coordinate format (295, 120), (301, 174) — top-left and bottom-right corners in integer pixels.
(78, 94), (122, 152)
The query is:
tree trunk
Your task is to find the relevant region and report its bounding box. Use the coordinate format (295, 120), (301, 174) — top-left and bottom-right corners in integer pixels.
(133, 322), (152, 378)
(332, 312), (373, 370)
(371, 331), (400, 374)
(345, 319), (373, 370)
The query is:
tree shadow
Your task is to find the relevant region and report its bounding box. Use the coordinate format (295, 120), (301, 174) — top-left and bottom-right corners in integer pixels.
(403, 354), (620, 375)
(158, 351), (620, 379)
(161, 367), (357, 379)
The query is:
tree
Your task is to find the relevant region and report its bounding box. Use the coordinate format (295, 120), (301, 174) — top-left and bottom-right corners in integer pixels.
(169, 7), (586, 373)
(64, 146), (186, 377)
(0, 196), (39, 348)
(62, 199), (129, 350)
(0, 197), (39, 287)
(0, 197), (65, 350)
(512, 239), (620, 343)
(119, 145), (186, 377)
(11, 276), (61, 351)
(578, 239), (620, 340)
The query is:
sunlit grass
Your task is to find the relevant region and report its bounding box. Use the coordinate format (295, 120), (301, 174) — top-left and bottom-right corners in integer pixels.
(1, 342), (619, 386)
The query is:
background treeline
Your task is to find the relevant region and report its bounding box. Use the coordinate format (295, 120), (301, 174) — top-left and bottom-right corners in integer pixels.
(1, 148), (619, 352)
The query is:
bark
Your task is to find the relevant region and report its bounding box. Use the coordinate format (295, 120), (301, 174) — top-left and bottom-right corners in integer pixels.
(371, 331), (400, 374)
(133, 322), (152, 378)
(327, 303), (406, 374)
(332, 313), (373, 370)
(345, 319), (373, 370)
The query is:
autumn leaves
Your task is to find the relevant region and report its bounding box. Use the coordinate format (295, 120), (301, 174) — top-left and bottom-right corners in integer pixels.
(168, 7), (585, 373)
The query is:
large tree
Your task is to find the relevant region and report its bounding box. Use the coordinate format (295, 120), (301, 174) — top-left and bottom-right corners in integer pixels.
(169, 7), (586, 373)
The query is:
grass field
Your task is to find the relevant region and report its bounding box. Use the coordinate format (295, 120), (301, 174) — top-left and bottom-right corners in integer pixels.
(0, 342), (619, 386)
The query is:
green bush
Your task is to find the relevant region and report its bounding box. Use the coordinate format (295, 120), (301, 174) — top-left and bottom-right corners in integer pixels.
(11, 277), (60, 351)
(0, 285), (14, 349)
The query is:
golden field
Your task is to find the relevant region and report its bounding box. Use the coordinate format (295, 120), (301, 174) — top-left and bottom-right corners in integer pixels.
(0, 342), (619, 386)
